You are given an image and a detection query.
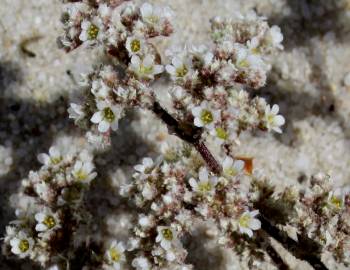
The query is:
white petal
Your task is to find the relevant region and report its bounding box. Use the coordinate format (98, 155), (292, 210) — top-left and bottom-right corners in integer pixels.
(234, 160), (245, 171)
(37, 153), (50, 164)
(36, 223), (47, 232)
(98, 121), (110, 133)
(274, 115), (285, 126)
(194, 117), (203, 127)
(189, 178), (198, 189)
(143, 158), (153, 167)
(250, 210), (259, 217)
(153, 65), (164, 75)
(249, 219), (261, 230)
(91, 111), (103, 124)
(271, 104), (279, 114)
(35, 212), (46, 222)
(165, 65), (176, 75)
(141, 3), (153, 18)
(191, 107), (202, 117)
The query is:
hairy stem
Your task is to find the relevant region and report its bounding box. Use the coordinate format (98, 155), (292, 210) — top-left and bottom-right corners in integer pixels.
(151, 101), (328, 270)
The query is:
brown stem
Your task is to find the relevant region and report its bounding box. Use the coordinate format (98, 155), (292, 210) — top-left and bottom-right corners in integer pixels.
(150, 101), (328, 270)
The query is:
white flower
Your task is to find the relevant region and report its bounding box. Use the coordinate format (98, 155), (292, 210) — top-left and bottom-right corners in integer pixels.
(9, 231), (34, 258)
(238, 210), (261, 237)
(132, 256), (151, 270)
(189, 167), (218, 196)
(129, 55), (163, 80)
(156, 226), (178, 250)
(126, 35), (146, 56)
(91, 79), (111, 100)
(134, 157), (154, 176)
(37, 146), (62, 165)
(35, 209), (60, 232)
(140, 3), (172, 27)
(166, 54), (192, 81)
(222, 156), (244, 178)
(72, 160), (97, 184)
(327, 188), (345, 210)
(264, 25), (283, 49)
(264, 104), (285, 133)
(79, 18), (104, 43)
(91, 101), (122, 133)
(190, 45), (214, 67)
(234, 44), (264, 70)
(105, 241), (126, 270)
(191, 101), (220, 130)
(68, 103), (85, 123)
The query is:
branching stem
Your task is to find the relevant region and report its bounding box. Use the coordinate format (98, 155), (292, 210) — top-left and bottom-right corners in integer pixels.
(151, 100), (328, 270)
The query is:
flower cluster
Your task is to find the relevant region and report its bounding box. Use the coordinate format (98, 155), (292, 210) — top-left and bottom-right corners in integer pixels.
(119, 149), (262, 269)
(63, 1), (174, 143)
(61, 1), (284, 150)
(251, 172), (350, 266)
(2, 144), (97, 266)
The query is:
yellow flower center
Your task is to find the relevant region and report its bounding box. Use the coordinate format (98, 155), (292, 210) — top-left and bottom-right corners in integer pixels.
(103, 107), (115, 123)
(238, 59), (249, 68)
(75, 169), (87, 181)
(19, 239), (30, 253)
(267, 114), (275, 124)
(109, 248), (121, 262)
(131, 39), (141, 53)
(147, 15), (159, 24)
(239, 214), (251, 228)
(87, 24), (99, 40)
(200, 110), (214, 125)
(139, 64), (154, 75)
(216, 127), (228, 140)
(198, 182), (212, 193)
(50, 157), (62, 164)
(330, 196), (342, 209)
(225, 168), (237, 176)
(162, 228), (173, 241)
(43, 215), (56, 229)
(176, 65), (188, 78)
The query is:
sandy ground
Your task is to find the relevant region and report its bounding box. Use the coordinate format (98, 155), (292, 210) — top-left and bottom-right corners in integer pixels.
(1, 0), (350, 269)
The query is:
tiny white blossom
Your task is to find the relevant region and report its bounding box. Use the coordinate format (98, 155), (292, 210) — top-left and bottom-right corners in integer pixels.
(191, 101), (220, 130)
(68, 103), (85, 123)
(72, 160), (97, 183)
(126, 35), (146, 56)
(156, 226), (178, 250)
(134, 157), (154, 176)
(79, 18), (104, 44)
(166, 54), (192, 81)
(132, 256), (151, 270)
(129, 55), (163, 80)
(189, 167), (218, 196)
(105, 241), (126, 270)
(234, 44), (264, 70)
(264, 25), (283, 49)
(91, 79), (111, 100)
(37, 146), (62, 165)
(222, 156), (244, 178)
(9, 231), (34, 258)
(327, 188), (345, 210)
(140, 3), (172, 27)
(238, 210), (261, 237)
(35, 209), (60, 232)
(190, 45), (214, 67)
(264, 104), (285, 133)
(91, 101), (122, 133)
